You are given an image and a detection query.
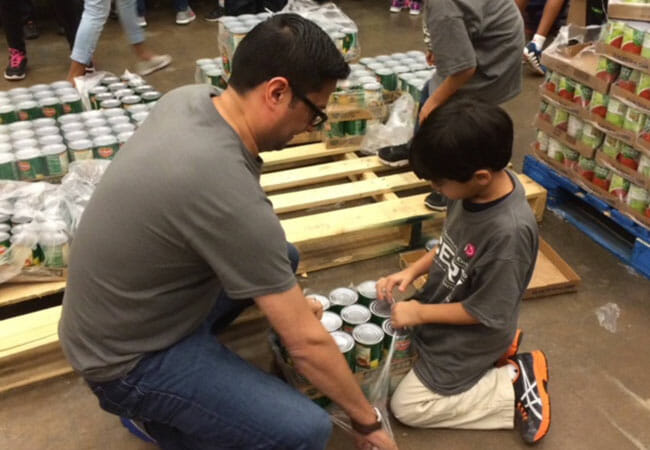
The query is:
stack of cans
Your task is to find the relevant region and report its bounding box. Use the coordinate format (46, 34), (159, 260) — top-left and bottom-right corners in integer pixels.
(88, 74), (161, 112)
(195, 58), (227, 89)
(218, 12), (272, 74)
(0, 81), (83, 125)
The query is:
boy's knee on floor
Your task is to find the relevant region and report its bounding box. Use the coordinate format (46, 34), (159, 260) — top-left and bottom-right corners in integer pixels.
(390, 390), (419, 427)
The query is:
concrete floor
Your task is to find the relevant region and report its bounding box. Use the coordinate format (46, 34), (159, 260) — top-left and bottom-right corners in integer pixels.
(1, 1), (650, 449)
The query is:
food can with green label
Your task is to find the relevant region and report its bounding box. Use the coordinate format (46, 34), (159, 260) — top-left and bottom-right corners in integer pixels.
(68, 139), (94, 161)
(93, 135), (119, 160)
(42, 144), (69, 176)
(398, 73), (416, 92)
(321, 311), (343, 333)
(93, 93), (114, 110)
(39, 97), (63, 119)
(341, 27), (358, 55)
(621, 24), (644, 54)
(355, 280), (377, 306)
(375, 68), (397, 91)
(602, 135), (621, 159)
(0, 104), (18, 124)
(327, 121), (346, 139)
(618, 144), (640, 170)
(580, 123), (604, 149)
(623, 107), (645, 133)
(362, 83), (383, 110)
(328, 287), (358, 313)
(15, 147), (47, 180)
(330, 330), (356, 371)
(576, 155), (596, 181)
(17, 100), (43, 121)
(589, 91), (609, 118)
(142, 91), (163, 103)
(382, 319), (411, 360)
(552, 107), (569, 131)
(605, 98), (627, 128)
(89, 86), (108, 109)
(61, 93), (84, 114)
(596, 57), (620, 84)
(309, 294), (330, 311)
(353, 323), (384, 370)
(0, 152), (17, 180)
(121, 95), (142, 110)
(344, 119), (366, 136)
(636, 72), (650, 100)
(609, 173), (630, 201)
(134, 84), (154, 95)
(626, 184), (649, 214)
(369, 300), (392, 325)
(605, 21), (625, 48)
(341, 304), (371, 334)
(108, 82), (127, 93)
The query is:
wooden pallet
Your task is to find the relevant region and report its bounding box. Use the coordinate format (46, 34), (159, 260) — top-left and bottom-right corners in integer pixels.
(0, 142), (548, 394)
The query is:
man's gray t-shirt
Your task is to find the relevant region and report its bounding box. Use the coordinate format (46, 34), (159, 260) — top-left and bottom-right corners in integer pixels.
(59, 85), (297, 382)
(425, 0), (524, 105)
(413, 172), (538, 395)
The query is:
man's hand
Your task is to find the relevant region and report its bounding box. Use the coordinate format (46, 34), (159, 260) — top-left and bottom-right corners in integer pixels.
(426, 50), (435, 66)
(354, 429), (399, 450)
(305, 295), (324, 320)
(391, 300), (423, 328)
(376, 268), (417, 302)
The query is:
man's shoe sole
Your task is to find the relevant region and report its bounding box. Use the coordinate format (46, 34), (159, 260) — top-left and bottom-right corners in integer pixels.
(138, 57), (172, 76)
(424, 201), (447, 212)
(176, 15), (196, 25)
(378, 158), (409, 168)
(204, 16), (221, 22)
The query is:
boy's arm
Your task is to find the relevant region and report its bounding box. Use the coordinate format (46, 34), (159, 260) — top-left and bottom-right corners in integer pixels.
(419, 67), (476, 124)
(392, 301), (479, 328)
(376, 247), (437, 302)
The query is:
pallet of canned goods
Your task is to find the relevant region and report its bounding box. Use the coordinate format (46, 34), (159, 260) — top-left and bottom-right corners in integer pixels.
(194, 58), (228, 90)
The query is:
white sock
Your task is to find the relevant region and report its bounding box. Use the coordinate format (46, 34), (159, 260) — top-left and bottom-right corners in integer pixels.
(532, 34), (547, 51)
(507, 361), (519, 381)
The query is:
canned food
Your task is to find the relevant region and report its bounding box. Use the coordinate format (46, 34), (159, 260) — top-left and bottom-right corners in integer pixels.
(623, 107), (645, 133)
(375, 55), (392, 63)
(103, 108), (128, 119)
(330, 330), (356, 370)
(81, 110), (105, 121)
(17, 100), (43, 121)
(114, 89), (136, 99)
(567, 115), (584, 139)
(93, 135), (119, 160)
(15, 147), (47, 180)
(602, 135), (621, 159)
(89, 126), (112, 138)
(11, 129), (36, 141)
(108, 116), (131, 128)
(589, 91), (608, 118)
(328, 287), (358, 313)
(618, 144), (640, 170)
(142, 91), (163, 103)
(353, 323), (384, 370)
(562, 147), (579, 170)
(596, 57), (620, 84)
(39, 97), (63, 119)
(94, 93), (114, 110)
(13, 138), (38, 150)
(68, 139), (94, 161)
(85, 117), (107, 128)
(134, 85), (154, 95)
(58, 113), (82, 125)
(344, 119), (366, 136)
(576, 155), (596, 182)
(50, 80), (73, 91)
(605, 98), (627, 127)
(362, 83), (383, 111)
(580, 123), (604, 149)
(326, 121), (346, 139)
(617, 66), (640, 93)
(359, 57), (375, 66)
(382, 319), (411, 360)
(117, 131), (134, 146)
(34, 126), (60, 138)
(341, 304), (371, 334)
(121, 95), (142, 109)
(308, 294), (330, 311)
(113, 123), (136, 135)
(0, 104), (18, 124)
(61, 93), (83, 114)
(558, 77), (576, 100)
(0, 153), (17, 180)
(41, 144), (69, 176)
(321, 311), (343, 332)
(547, 138), (564, 163)
(593, 165), (611, 191)
(369, 299), (392, 325)
(108, 82), (128, 93)
(32, 118), (57, 129)
(609, 174), (630, 201)
(621, 24), (644, 55)
(9, 121), (33, 133)
(127, 104), (149, 116)
(100, 99), (122, 109)
(30, 83), (50, 93)
(356, 280), (377, 306)
(131, 111), (149, 124)
(61, 122), (85, 136)
(12, 94), (35, 105)
(636, 72), (650, 100)
(536, 130), (549, 152)
(552, 107), (569, 131)
(39, 134), (64, 146)
(627, 184), (649, 213)
(376, 68), (397, 91)
(605, 21), (625, 48)
(89, 86), (108, 108)
(8, 87), (31, 98)
(341, 27), (358, 55)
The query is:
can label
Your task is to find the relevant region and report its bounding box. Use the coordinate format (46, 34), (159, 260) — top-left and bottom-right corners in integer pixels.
(382, 320), (411, 360)
(95, 145), (117, 160)
(45, 153), (69, 176)
(576, 156), (596, 182)
(596, 57), (620, 84)
(345, 119), (366, 136)
(605, 98), (626, 128)
(643, 32), (650, 59)
(17, 157), (46, 180)
(602, 135), (621, 159)
(573, 83), (592, 108)
(552, 108), (569, 131)
(355, 342), (382, 370)
(621, 25), (644, 55)
(593, 165), (611, 191)
(327, 121), (346, 139)
(0, 161), (17, 180)
(605, 21), (625, 48)
(609, 174), (630, 201)
(558, 77), (575, 100)
(71, 149), (94, 161)
(589, 92), (609, 118)
(636, 72), (650, 100)
(623, 108), (645, 133)
(63, 99), (83, 114)
(618, 144), (640, 170)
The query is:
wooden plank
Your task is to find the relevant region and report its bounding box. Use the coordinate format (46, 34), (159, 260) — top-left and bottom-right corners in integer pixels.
(340, 152), (399, 202)
(0, 342), (72, 394)
(270, 172), (428, 214)
(261, 155), (389, 192)
(0, 306), (61, 359)
(518, 174), (548, 222)
(0, 281), (66, 308)
(263, 143), (359, 170)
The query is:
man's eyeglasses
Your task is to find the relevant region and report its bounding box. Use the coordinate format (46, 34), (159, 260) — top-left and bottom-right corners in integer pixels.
(291, 88), (328, 128)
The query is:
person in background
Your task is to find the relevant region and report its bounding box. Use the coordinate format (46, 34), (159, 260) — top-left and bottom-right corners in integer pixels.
(516, 0), (567, 75)
(22, 0), (40, 40)
(1, 0), (82, 80)
(389, 0), (422, 15)
(136, 0), (196, 27)
(66, 0), (172, 81)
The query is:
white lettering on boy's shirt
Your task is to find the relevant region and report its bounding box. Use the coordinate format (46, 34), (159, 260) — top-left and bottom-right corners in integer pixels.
(435, 233), (471, 303)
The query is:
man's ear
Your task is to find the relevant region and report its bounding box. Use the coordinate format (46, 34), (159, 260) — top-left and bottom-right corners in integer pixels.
(265, 77), (291, 107)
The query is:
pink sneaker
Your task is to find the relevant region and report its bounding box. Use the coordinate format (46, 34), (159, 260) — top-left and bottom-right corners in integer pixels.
(409, 0), (422, 15)
(4, 48), (27, 81)
(390, 0), (406, 13)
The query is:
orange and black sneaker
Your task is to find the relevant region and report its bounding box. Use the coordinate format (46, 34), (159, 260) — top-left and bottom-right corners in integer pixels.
(496, 328), (523, 367)
(512, 351), (551, 445)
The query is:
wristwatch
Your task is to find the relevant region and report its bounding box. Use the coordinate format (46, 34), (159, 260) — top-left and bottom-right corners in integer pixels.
(351, 407), (383, 435)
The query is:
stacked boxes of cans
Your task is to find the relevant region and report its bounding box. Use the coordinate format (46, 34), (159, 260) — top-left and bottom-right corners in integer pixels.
(194, 57), (228, 90)
(533, 27), (650, 226)
(87, 73), (161, 114)
(271, 280), (415, 407)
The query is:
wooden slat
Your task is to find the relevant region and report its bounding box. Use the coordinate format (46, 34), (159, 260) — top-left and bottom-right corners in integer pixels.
(263, 142), (358, 169)
(261, 155), (389, 192)
(518, 174), (548, 222)
(0, 281), (66, 308)
(0, 342), (72, 394)
(270, 172), (428, 214)
(340, 152), (399, 202)
(0, 306), (61, 359)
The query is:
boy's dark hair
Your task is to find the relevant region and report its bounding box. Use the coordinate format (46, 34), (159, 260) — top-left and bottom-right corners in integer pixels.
(410, 99), (513, 182)
(228, 13), (350, 96)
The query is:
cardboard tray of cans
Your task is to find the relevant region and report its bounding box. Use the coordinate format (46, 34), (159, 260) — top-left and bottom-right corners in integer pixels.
(595, 41), (650, 74)
(541, 43), (613, 94)
(596, 150), (650, 190)
(608, 1), (650, 22)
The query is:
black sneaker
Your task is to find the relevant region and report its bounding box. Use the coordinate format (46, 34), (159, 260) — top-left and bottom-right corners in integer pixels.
(4, 48), (27, 81)
(424, 191), (448, 211)
(512, 351), (551, 445)
(204, 6), (224, 22)
(378, 143), (409, 167)
(23, 21), (40, 40)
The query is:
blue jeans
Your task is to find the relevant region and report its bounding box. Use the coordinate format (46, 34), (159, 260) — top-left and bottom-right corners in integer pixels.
(71, 0), (144, 64)
(86, 243), (332, 450)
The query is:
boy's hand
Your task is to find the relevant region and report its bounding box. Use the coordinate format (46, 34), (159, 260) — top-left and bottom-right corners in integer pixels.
(354, 429), (399, 450)
(426, 50), (435, 66)
(305, 295), (324, 320)
(391, 300), (423, 328)
(376, 268), (416, 302)
(418, 97), (438, 125)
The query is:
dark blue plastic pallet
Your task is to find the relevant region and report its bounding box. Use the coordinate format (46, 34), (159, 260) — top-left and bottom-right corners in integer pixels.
(523, 155), (650, 279)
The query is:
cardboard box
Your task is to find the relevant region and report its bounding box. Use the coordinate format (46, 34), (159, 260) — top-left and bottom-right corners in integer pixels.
(588, 111), (638, 147)
(595, 151), (650, 190)
(326, 104), (374, 122)
(287, 130), (322, 147)
(595, 41), (650, 75)
(609, 83), (650, 115)
(541, 43), (612, 93)
(325, 134), (364, 149)
(608, 1), (650, 22)
(535, 114), (598, 158)
(568, 0), (588, 26)
(538, 85), (587, 117)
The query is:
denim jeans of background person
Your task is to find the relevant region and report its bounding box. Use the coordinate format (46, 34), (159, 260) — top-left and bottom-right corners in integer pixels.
(67, 0), (171, 81)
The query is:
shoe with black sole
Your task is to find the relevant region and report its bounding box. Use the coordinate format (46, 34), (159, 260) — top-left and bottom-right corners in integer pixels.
(378, 143), (409, 167)
(4, 48), (27, 81)
(424, 191), (448, 211)
(23, 21), (40, 40)
(511, 351), (551, 445)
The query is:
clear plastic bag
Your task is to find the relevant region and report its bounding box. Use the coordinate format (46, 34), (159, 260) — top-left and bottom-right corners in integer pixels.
(360, 94), (416, 155)
(595, 302), (621, 333)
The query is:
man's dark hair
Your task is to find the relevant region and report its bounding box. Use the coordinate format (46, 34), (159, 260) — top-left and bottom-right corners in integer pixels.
(409, 99), (513, 183)
(228, 13), (350, 95)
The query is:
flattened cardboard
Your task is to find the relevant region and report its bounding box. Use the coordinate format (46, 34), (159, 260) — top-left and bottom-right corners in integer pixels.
(541, 43), (612, 93)
(608, 2), (650, 22)
(595, 41), (650, 75)
(595, 151), (650, 190)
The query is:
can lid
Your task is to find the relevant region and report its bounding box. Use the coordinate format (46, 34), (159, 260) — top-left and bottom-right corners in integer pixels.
(69, 139), (93, 150)
(86, 117), (107, 128)
(109, 117), (131, 128)
(362, 82), (381, 91)
(359, 57), (375, 65)
(18, 100), (39, 109)
(0, 231), (10, 241)
(329, 287), (359, 306)
(35, 126), (59, 137)
(32, 118), (57, 128)
(341, 304), (371, 325)
(0, 104), (16, 113)
(132, 111), (149, 123)
(393, 66), (409, 74)
(89, 85), (108, 94)
(113, 123), (136, 134)
(308, 294), (330, 311)
(376, 68), (394, 76)
(321, 311), (343, 333)
(61, 122), (84, 133)
(94, 135), (118, 146)
(61, 93), (81, 102)
(50, 80), (74, 90)
(357, 280), (378, 299)
(15, 147), (41, 159)
(95, 93), (114, 102)
(64, 131), (89, 142)
(39, 135), (64, 145)
(89, 126), (112, 137)
(11, 129), (35, 140)
(352, 323), (384, 346)
(330, 331), (355, 353)
(13, 138), (39, 148)
(41, 144), (67, 155)
(0, 135), (10, 143)
(142, 91), (162, 101)
(114, 89), (135, 99)
(8, 87), (31, 97)
(38, 97), (59, 106)
(369, 300), (391, 318)
(30, 83), (50, 92)
(122, 95), (141, 105)
(341, 26), (357, 33)
(108, 82), (127, 91)
(0, 152), (16, 164)
(118, 131), (134, 143)
(58, 113), (82, 124)
(8, 121), (32, 132)
(101, 99), (122, 109)
(103, 108), (128, 118)
(56, 88), (79, 98)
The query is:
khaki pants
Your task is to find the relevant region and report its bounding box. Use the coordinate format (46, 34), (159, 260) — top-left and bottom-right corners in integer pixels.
(390, 367), (514, 430)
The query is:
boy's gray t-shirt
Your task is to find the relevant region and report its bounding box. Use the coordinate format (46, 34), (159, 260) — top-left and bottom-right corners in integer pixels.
(425, 0), (525, 104)
(413, 172), (538, 395)
(59, 85), (297, 382)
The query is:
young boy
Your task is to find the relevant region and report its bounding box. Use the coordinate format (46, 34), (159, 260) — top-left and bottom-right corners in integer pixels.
(376, 99), (551, 445)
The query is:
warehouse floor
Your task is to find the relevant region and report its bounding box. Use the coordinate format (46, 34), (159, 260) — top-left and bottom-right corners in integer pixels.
(1, 1), (649, 449)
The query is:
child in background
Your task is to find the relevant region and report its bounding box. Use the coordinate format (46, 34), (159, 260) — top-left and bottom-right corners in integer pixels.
(377, 99), (551, 445)
(516, 0), (567, 75)
(389, 0), (422, 16)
